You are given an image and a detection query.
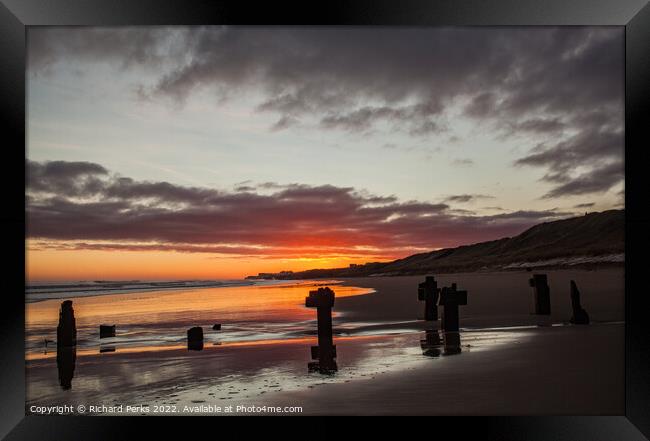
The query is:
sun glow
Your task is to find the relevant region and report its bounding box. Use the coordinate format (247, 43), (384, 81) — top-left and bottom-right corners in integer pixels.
(26, 241), (394, 281)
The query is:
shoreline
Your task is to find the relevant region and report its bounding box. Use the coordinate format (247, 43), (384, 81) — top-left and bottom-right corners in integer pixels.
(25, 268), (625, 415)
(25, 279), (319, 303)
(24, 279), (375, 356)
(26, 268), (624, 356)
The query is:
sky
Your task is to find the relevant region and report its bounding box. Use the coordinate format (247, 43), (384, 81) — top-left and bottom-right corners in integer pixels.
(26, 26), (624, 281)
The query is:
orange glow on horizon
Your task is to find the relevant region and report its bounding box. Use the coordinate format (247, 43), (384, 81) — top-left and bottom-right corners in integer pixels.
(26, 246), (396, 282)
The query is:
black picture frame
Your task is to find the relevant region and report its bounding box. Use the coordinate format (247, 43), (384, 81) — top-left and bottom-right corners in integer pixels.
(1, 0), (649, 438)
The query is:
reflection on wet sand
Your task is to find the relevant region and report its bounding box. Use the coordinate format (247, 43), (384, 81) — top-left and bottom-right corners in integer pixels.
(56, 346), (76, 390)
(443, 332), (462, 355)
(420, 329), (442, 357)
(188, 342), (204, 351)
(420, 330), (462, 357)
(28, 321), (614, 413)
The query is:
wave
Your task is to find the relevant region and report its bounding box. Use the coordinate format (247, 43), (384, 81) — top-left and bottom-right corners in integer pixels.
(25, 279), (259, 302)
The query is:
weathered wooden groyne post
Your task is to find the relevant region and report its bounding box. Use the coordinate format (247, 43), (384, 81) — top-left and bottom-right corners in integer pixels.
(569, 280), (590, 324)
(438, 283), (467, 355)
(56, 300), (77, 347)
(187, 326), (204, 351)
(418, 276), (440, 321)
(55, 300), (77, 389)
(439, 283), (467, 333)
(305, 287), (337, 373)
(529, 274), (551, 315)
(100, 324), (116, 338)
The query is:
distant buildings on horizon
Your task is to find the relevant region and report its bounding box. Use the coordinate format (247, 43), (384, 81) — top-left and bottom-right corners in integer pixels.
(246, 270), (295, 280)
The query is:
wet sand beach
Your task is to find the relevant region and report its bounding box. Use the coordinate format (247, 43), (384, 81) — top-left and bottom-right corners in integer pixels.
(335, 268), (624, 325)
(25, 268), (624, 415)
(231, 323), (624, 415)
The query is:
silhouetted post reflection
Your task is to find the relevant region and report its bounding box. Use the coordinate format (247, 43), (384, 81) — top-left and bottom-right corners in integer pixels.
(443, 332), (462, 355)
(421, 329), (463, 357)
(418, 276), (440, 321)
(56, 346), (76, 390)
(305, 287), (337, 373)
(57, 300), (77, 347)
(420, 330), (442, 357)
(187, 326), (204, 351)
(569, 280), (590, 324)
(529, 274), (551, 315)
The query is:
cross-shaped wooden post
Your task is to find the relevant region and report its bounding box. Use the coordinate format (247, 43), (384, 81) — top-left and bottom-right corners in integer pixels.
(417, 275), (440, 321)
(439, 283), (468, 333)
(305, 287), (337, 373)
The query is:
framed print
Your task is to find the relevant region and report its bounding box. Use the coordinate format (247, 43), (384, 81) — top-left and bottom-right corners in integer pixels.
(1, 0), (649, 439)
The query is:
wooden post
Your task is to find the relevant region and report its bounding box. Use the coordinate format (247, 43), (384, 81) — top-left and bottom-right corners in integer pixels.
(439, 283), (468, 333)
(417, 276), (440, 321)
(187, 326), (204, 351)
(570, 280), (590, 324)
(305, 287), (337, 373)
(529, 274), (551, 315)
(56, 300), (77, 347)
(100, 324), (116, 338)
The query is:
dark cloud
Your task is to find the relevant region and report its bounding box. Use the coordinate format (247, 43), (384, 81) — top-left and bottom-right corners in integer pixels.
(28, 27), (192, 73)
(574, 202), (595, 208)
(443, 194), (494, 204)
(480, 209), (572, 221)
(509, 118), (566, 135)
(514, 103), (623, 197)
(28, 160), (108, 196)
(320, 103), (445, 136)
(29, 26), (624, 199)
(463, 92), (498, 119)
(27, 160), (572, 257)
(27, 240), (409, 260)
(515, 127), (622, 176)
(541, 161), (623, 198)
